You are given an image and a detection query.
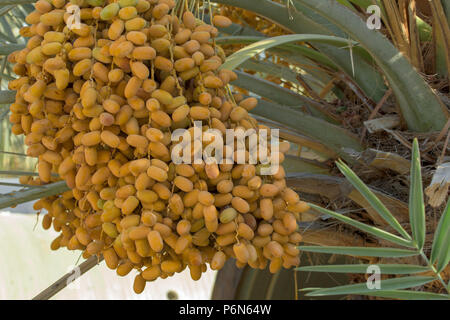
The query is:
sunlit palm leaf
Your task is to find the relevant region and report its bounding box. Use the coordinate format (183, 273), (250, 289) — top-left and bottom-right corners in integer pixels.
(220, 34), (360, 71)
(216, 36), (337, 70)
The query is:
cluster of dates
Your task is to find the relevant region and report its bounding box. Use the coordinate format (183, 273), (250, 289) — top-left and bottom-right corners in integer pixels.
(8, 0), (308, 293)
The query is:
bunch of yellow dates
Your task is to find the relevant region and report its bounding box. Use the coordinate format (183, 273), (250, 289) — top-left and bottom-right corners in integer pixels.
(8, 0), (309, 294)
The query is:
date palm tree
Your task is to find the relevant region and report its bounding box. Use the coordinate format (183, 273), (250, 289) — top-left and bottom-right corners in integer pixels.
(0, 0), (448, 299)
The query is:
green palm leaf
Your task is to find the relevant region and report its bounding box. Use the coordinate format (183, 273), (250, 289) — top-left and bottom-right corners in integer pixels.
(0, 181), (43, 188)
(293, 0), (449, 131)
(0, 181), (69, 210)
(309, 203), (414, 247)
(216, 36), (337, 70)
(431, 199), (450, 272)
(232, 70), (339, 123)
(0, 170), (40, 176)
(304, 276), (435, 296)
(220, 34), (360, 71)
(0, 44), (25, 55)
(212, 0), (387, 102)
(240, 59), (324, 93)
(297, 264), (429, 274)
(0, 5), (15, 17)
(0, 0), (34, 5)
(250, 99), (363, 162)
(363, 290), (450, 300)
(409, 138), (426, 250)
(298, 246), (419, 257)
(336, 160), (411, 239)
